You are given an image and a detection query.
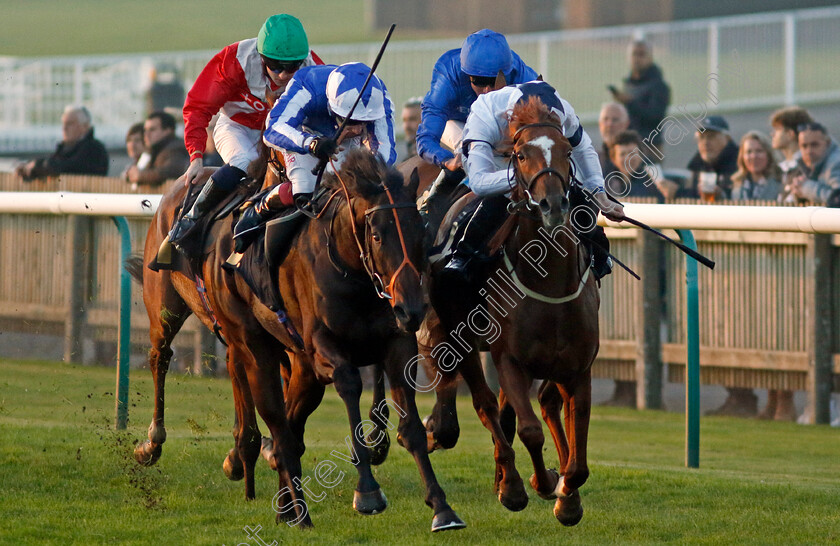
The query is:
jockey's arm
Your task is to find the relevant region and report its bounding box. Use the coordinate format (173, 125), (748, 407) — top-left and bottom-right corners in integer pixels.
(463, 140), (511, 198)
(370, 88), (397, 165)
(263, 78), (317, 155)
(416, 70), (460, 168)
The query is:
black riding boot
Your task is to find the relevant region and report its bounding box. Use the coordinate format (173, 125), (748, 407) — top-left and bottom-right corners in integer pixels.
(233, 186), (288, 254)
(419, 167), (465, 220)
(168, 178), (230, 248)
(441, 194), (509, 284)
(569, 185), (613, 280)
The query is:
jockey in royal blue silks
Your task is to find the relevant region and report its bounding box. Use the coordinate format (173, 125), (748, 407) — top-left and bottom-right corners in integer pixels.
(440, 80), (626, 285)
(415, 29), (538, 217)
(231, 61), (396, 252)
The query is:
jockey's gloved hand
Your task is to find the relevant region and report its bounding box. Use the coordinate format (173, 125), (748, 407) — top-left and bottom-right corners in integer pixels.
(593, 190), (625, 222)
(308, 138), (338, 161)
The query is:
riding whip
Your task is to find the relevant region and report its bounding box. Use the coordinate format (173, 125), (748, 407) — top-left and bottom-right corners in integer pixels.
(310, 23), (397, 179)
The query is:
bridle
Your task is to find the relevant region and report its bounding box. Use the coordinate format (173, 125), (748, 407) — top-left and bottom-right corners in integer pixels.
(508, 122), (573, 213)
(330, 159), (422, 300)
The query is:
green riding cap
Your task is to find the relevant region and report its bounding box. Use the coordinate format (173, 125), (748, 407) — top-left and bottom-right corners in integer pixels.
(257, 14), (309, 61)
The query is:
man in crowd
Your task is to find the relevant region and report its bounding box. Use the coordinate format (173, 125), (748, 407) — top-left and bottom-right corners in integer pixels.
(125, 111), (189, 186)
(401, 96), (422, 159)
(597, 102), (630, 173)
(15, 105), (109, 181)
(684, 115), (739, 200)
(788, 122), (840, 205)
(608, 40), (670, 163)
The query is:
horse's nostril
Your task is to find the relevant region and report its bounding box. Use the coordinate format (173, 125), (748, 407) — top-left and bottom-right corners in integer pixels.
(539, 198), (551, 215)
(393, 304), (410, 324)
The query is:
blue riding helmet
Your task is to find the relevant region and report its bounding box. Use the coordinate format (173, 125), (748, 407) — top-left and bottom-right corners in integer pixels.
(460, 29), (513, 77)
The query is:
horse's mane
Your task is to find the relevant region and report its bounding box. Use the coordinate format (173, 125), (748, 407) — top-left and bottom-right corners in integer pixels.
(507, 96), (564, 140)
(322, 148), (404, 198)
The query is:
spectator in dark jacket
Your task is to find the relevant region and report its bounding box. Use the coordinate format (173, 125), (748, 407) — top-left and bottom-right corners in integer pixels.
(125, 111), (189, 186)
(609, 40), (670, 162)
(683, 115), (739, 201)
(788, 122), (840, 205)
(15, 105), (109, 181)
(605, 130), (664, 202)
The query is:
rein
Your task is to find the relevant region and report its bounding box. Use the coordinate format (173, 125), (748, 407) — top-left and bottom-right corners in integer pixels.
(329, 159), (422, 300)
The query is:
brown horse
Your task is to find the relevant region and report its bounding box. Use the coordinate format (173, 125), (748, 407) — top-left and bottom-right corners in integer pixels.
(131, 148), (463, 531)
(421, 96), (600, 525)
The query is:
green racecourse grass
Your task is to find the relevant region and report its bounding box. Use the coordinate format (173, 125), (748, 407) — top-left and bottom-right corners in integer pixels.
(1, 359), (839, 545)
(0, 0), (459, 57)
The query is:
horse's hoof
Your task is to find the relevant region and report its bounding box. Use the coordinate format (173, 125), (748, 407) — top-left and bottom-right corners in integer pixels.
(223, 449), (244, 481)
(353, 488), (387, 515)
(498, 478), (529, 512)
(276, 510), (313, 528)
(133, 441), (162, 466)
(260, 437), (277, 470)
(530, 468), (561, 500)
(431, 509), (466, 532)
(367, 429), (390, 466)
(554, 490), (584, 526)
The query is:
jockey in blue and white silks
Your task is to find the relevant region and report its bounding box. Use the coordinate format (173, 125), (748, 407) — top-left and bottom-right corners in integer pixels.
(263, 62), (396, 196)
(231, 62), (396, 253)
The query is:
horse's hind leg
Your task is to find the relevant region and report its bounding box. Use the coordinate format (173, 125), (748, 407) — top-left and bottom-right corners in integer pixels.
(457, 351), (527, 512)
(227, 345), (263, 501)
(533, 380), (565, 498)
(417, 310), (460, 451)
(553, 371), (592, 527)
(367, 365), (391, 466)
(134, 271), (191, 466)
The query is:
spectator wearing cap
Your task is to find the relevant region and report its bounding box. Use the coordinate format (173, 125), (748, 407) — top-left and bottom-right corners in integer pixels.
(789, 122), (840, 205)
(125, 111), (190, 187)
(608, 40), (671, 162)
(15, 105), (109, 181)
(730, 131), (783, 201)
(401, 96), (422, 159)
(683, 115), (739, 201)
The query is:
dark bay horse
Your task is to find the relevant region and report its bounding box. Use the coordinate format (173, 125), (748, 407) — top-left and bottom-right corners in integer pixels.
(131, 148), (463, 531)
(421, 96), (600, 525)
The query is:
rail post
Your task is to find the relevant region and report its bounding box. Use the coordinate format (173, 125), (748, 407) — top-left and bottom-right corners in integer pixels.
(677, 229), (700, 468)
(113, 216), (132, 430)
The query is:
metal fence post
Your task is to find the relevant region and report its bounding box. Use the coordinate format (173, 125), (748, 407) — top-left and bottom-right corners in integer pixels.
(677, 229), (699, 468)
(112, 216), (131, 430)
(784, 14), (796, 105)
(707, 22), (720, 107)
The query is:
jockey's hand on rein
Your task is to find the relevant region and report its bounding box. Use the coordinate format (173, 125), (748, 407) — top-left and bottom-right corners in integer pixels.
(594, 191), (625, 222)
(309, 138), (338, 161)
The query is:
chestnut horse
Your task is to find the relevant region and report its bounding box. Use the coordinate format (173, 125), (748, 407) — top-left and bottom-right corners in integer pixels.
(420, 96), (600, 525)
(131, 148), (463, 531)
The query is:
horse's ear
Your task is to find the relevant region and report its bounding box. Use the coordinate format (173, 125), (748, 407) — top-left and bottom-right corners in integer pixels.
(407, 167), (420, 198)
(537, 74), (544, 81)
(495, 70), (508, 89)
(264, 85), (281, 107)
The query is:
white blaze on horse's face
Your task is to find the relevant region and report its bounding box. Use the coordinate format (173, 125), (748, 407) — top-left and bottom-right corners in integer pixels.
(528, 136), (555, 167)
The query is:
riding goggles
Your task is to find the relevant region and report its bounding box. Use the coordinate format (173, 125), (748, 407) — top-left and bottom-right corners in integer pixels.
(262, 56), (304, 74)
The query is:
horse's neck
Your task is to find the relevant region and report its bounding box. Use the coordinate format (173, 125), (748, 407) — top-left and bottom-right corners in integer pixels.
(323, 199), (365, 273)
(507, 216), (583, 291)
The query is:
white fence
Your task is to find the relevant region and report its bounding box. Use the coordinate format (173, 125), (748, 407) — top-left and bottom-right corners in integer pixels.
(2, 6), (840, 153)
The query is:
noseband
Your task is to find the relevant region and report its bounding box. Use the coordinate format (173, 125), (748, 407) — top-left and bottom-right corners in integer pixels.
(510, 122), (572, 212)
(330, 159), (422, 300)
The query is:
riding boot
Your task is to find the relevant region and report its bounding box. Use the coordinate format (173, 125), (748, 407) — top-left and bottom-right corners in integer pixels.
(588, 225), (613, 280)
(169, 165), (245, 250)
(419, 167), (466, 221)
(441, 193), (509, 285)
(233, 185), (290, 254)
(569, 184), (613, 280)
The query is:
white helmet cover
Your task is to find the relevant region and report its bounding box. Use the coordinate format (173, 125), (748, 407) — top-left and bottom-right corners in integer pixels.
(326, 62), (386, 121)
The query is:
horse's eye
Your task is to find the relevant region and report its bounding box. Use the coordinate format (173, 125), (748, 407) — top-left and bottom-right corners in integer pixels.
(516, 152), (526, 162)
(372, 233), (382, 243)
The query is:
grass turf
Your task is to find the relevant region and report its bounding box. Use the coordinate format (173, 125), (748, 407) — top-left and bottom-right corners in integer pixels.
(0, 358), (838, 544)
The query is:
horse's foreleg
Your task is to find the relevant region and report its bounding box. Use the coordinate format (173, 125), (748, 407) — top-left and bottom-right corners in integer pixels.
(498, 387), (517, 445)
(243, 337), (311, 528)
(553, 370), (592, 527)
(417, 311), (460, 451)
(228, 346), (262, 501)
(384, 336), (465, 532)
(457, 351), (527, 512)
(367, 365), (391, 465)
(134, 274), (190, 466)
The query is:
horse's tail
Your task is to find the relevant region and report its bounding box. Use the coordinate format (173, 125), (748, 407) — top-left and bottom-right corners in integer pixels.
(124, 254), (145, 284)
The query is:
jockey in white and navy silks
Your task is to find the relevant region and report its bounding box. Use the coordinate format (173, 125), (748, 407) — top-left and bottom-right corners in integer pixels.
(262, 62), (396, 196)
(230, 62), (395, 252)
(416, 29), (538, 170)
(441, 80), (625, 282)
